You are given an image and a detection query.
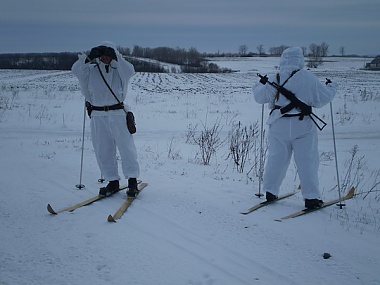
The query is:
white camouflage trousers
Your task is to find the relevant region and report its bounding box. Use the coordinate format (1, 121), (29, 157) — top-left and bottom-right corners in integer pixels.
(90, 114), (140, 181)
(263, 116), (320, 200)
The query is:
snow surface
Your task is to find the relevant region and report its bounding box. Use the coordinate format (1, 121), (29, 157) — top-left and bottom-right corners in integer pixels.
(1, 57), (380, 285)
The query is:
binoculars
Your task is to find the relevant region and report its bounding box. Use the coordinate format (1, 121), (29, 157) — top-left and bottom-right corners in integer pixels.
(89, 45), (117, 61)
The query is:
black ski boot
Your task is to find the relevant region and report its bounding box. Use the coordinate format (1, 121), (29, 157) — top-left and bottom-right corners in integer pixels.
(99, 180), (119, 197)
(266, 191), (278, 202)
(305, 199), (324, 209)
(127, 178), (138, 198)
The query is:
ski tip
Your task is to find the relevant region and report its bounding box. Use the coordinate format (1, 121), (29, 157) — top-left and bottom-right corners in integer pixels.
(347, 186), (356, 198)
(47, 204), (57, 215)
(107, 215), (116, 223)
(139, 182), (148, 188)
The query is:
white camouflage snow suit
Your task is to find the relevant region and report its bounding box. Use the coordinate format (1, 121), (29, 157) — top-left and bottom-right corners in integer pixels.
(253, 47), (337, 200)
(71, 41), (140, 182)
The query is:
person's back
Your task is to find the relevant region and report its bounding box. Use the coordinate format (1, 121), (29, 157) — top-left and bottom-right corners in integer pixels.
(253, 46), (338, 209)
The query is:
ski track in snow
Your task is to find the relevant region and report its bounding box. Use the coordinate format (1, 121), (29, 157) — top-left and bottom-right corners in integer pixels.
(1, 58), (380, 285)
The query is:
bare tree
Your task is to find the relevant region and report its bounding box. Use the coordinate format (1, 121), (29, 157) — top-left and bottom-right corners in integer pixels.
(301, 46), (307, 56)
(339, 46), (346, 57)
(308, 43), (324, 68)
(268, 45), (289, 56)
(256, 44), (265, 56)
(320, 42), (329, 57)
(309, 43), (320, 57)
(239, 45), (248, 56)
(118, 46), (131, 56)
(132, 45), (144, 57)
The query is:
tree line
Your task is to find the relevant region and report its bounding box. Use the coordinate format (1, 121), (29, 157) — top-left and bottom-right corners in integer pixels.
(0, 42), (353, 71)
(236, 42), (331, 57)
(0, 46), (231, 73)
(129, 46), (203, 67)
(235, 42), (342, 68)
(0, 52), (78, 70)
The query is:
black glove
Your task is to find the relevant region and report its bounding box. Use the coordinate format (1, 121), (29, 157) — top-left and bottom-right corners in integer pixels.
(88, 46), (109, 60)
(325, 78), (332, 85)
(258, 74), (268, 85)
(88, 47), (102, 60)
(103, 47), (117, 61)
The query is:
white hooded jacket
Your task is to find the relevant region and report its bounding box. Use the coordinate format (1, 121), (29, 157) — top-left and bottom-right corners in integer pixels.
(253, 47), (337, 125)
(72, 41), (135, 116)
(252, 47), (338, 200)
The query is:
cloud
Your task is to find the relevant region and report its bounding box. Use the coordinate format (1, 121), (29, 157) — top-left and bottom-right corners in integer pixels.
(0, 0), (379, 55)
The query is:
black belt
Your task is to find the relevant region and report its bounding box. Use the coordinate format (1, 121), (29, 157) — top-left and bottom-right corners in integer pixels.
(270, 105), (327, 131)
(91, 103), (124, 111)
(271, 105), (304, 118)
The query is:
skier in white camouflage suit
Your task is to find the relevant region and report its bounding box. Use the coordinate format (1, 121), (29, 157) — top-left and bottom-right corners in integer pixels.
(253, 46), (337, 209)
(72, 41), (140, 197)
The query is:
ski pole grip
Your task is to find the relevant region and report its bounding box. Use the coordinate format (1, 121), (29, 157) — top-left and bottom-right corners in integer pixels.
(257, 73), (268, 85)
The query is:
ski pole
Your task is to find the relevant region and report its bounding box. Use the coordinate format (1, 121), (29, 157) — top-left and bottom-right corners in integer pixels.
(256, 104), (265, 197)
(76, 100), (86, 189)
(98, 174), (105, 183)
(330, 101), (344, 208)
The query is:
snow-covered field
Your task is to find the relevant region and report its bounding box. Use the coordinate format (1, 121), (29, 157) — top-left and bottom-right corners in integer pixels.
(0, 57), (379, 285)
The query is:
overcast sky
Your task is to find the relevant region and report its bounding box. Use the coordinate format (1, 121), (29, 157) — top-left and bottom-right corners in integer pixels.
(1, 0), (379, 56)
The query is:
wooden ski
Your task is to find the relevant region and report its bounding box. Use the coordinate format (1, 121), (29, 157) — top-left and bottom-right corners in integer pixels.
(275, 187), (355, 222)
(107, 182), (148, 223)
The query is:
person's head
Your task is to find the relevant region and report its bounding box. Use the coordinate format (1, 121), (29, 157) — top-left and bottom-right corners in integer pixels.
(98, 41), (117, 64)
(280, 47), (305, 71)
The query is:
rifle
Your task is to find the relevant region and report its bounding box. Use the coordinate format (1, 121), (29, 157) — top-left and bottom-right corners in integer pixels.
(257, 73), (327, 131)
